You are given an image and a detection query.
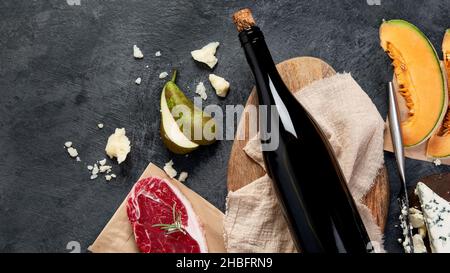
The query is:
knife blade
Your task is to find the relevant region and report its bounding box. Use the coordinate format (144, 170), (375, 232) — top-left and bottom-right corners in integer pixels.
(387, 81), (414, 253)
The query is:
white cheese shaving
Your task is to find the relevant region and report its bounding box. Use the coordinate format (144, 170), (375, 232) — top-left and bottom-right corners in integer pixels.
(98, 159), (107, 166)
(209, 74), (230, 97)
(159, 72), (169, 79)
(190, 42), (219, 69)
(133, 45), (144, 59)
(76, 156), (81, 162)
(155, 51), (161, 57)
(135, 77), (142, 85)
(105, 128), (131, 164)
(178, 172), (188, 182)
(67, 147), (78, 158)
(97, 123), (104, 129)
(105, 175), (112, 181)
(195, 82), (207, 100)
(87, 165), (93, 171)
(90, 174), (98, 180)
(64, 141), (73, 148)
(163, 160), (177, 178)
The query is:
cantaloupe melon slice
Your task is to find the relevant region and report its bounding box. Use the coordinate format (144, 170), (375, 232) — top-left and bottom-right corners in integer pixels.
(427, 30), (450, 158)
(380, 20), (447, 147)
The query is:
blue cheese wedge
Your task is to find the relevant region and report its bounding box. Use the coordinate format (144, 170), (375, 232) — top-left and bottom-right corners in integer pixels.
(415, 182), (450, 253)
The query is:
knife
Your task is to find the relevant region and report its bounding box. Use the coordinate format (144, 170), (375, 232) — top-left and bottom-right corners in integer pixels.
(387, 81), (414, 253)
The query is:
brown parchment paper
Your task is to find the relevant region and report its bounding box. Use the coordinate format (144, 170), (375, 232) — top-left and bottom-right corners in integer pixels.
(88, 163), (226, 253)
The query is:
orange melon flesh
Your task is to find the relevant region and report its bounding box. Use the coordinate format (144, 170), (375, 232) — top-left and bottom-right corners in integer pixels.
(380, 20), (447, 147)
(427, 30), (450, 158)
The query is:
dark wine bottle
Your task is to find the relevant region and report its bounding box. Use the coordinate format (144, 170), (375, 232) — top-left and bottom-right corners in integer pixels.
(232, 9), (372, 253)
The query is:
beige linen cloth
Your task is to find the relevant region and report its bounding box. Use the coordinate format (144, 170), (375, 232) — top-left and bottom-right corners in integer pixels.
(224, 73), (386, 253)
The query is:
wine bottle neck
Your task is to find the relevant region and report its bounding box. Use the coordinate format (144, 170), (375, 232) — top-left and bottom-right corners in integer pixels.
(239, 26), (277, 74)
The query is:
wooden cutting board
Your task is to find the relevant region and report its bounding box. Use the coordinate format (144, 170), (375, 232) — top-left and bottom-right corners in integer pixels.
(227, 56), (389, 231)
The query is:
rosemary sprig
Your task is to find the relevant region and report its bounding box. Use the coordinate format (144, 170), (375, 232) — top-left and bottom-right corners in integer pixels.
(152, 202), (186, 235)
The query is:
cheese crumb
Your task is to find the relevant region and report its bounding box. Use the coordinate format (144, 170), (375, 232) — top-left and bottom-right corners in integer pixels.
(209, 74), (230, 97)
(159, 72), (169, 79)
(412, 234), (427, 253)
(433, 159), (442, 166)
(98, 159), (107, 166)
(409, 208), (425, 229)
(190, 42), (220, 69)
(76, 157), (81, 162)
(135, 77), (142, 85)
(90, 174), (98, 180)
(155, 51), (161, 57)
(105, 128), (131, 164)
(87, 165), (93, 171)
(111, 174), (116, 178)
(99, 165), (112, 173)
(64, 141), (73, 148)
(418, 226), (427, 238)
(105, 175), (112, 181)
(67, 147), (78, 158)
(92, 164), (99, 175)
(195, 82), (207, 100)
(178, 172), (188, 182)
(97, 123), (104, 129)
(133, 45), (144, 59)
(163, 160), (177, 178)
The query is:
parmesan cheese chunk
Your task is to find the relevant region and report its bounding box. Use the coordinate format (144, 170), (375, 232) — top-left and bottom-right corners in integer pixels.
(191, 42), (220, 69)
(159, 72), (169, 79)
(163, 160), (177, 178)
(178, 171), (188, 182)
(209, 74), (230, 97)
(67, 147), (78, 158)
(105, 128), (131, 164)
(133, 45), (144, 59)
(195, 82), (207, 100)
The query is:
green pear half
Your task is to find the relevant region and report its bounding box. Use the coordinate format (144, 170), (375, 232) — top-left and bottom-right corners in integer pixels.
(163, 71), (217, 145)
(160, 87), (199, 154)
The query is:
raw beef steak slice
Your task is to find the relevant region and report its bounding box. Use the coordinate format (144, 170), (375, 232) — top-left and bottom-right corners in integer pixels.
(127, 176), (208, 253)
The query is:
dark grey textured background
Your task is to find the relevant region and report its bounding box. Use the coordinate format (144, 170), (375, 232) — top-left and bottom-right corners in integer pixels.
(1, 0), (449, 253)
